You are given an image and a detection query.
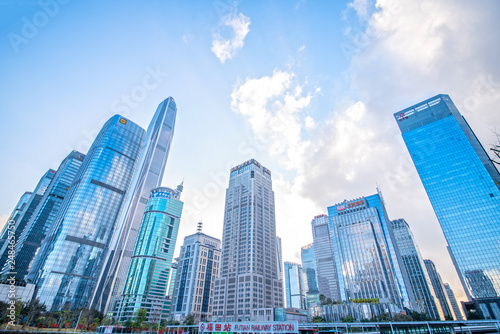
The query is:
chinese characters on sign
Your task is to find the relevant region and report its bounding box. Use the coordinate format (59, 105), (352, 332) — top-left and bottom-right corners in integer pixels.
(199, 322), (298, 334)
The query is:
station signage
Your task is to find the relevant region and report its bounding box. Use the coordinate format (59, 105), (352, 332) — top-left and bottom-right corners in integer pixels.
(199, 322), (298, 334)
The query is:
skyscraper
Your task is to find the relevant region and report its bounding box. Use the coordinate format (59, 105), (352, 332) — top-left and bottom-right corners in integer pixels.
(394, 94), (500, 299)
(0, 169), (55, 272)
(424, 259), (453, 320)
(328, 194), (417, 310)
(311, 214), (340, 301)
(5, 151), (85, 281)
(301, 243), (320, 308)
(444, 283), (463, 320)
(115, 186), (183, 323)
(284, 262), (307, 309)
(171, 229), (221, 323)
(391, 219), (442, 319)
(92, 97), (177, 313)
(212, 159), (283, 321)
(33, 115), (144, 311)
(0, 192), (32, 250)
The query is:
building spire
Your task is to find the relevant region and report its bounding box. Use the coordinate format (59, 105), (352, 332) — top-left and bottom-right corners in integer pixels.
(197, 221), (203, 233)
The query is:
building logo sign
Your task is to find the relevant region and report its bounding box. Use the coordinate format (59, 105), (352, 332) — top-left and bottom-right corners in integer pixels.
(337, 200), (365, 212)
(151, 191), (171, 199)
(397, 97), (442, 122)
(199, 322), (298, 334)
(119, 118), (127, 124)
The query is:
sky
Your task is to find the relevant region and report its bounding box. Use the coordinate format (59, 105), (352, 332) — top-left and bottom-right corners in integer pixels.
(1, 0), (500, 305)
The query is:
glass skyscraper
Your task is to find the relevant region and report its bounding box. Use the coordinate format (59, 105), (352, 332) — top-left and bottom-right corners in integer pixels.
(5, 151), (85, 281)
(391, 219), (442, 319)
(311, 214), (341, 301)
(328, 193), (416, 310)
(444, 283), (463, 320)
(0, 169), (55, 273)
(424, 259), (453, 320)
(394, 94), (500, 299)
(92, 97), (177, 313)
(284, 262), (307, 309)
(0, 192), (32, 250)
(301, 243), (320, 308)
(115, 186), (183, 322)
(33, 115), (144, 311)
(212, 159), (283, 321)
(171, 229), (221, 323)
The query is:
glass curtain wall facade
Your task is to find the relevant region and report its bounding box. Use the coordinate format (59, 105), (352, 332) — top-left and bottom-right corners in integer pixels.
(311, 214), (341, 301)
(327, 194), (416, 310)
(424, 259), (453, 319)
(171, 231), (221, 323)
(391, 219), (442, 319)
(444, 283), (463, 320)
(212, 159), (283, 322)
(115, 186), (182, 322)
(0, 192), (32, 250)
(284, 262), (307, 309)
(301, 243), (320, 307)
(0, 169), (55, 272)
(33, 115), (144, 311)
(394, 94), (500, 299)
(5, 151), (85, 281)
(93, 97), (177, 314)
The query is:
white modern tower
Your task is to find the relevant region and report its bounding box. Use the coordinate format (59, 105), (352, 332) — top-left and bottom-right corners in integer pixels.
(212, 159), (283, 321)
(91, 97), (177, 313)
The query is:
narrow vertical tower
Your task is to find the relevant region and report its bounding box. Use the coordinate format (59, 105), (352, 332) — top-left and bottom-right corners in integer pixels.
(212, 159), (283, 322)
(424, 259), (454, 320)
(33, 115), (145, 311)
(92, 97), (177, 313)
(391, 219), (443, 319)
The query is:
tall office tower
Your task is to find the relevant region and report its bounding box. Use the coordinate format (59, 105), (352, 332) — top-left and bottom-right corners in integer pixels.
(391, 219), (442, 319)
(92, 97), (177, 313)
(212, 159), (283, 322)
(276, 236), (284, 299)
(311, 214), (341, 301)
(115, 186), (183, 322)
(284, 262), (307, 309)
(4, 151), (85, 281)
(171, 229), (221, 323)
(0, 169), (55, 272)
(444, 283), (463, 320)
(394, 94), (500, 299)
(0, 192), (32, 249)
(301, 244), (320, 308)
(328, 194), (417, 310)
(33, 115), (145, 311)
(424, 259), (453, 319)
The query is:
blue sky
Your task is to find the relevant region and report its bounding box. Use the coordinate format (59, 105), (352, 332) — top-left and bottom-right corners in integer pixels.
(1, 0), (500, 304)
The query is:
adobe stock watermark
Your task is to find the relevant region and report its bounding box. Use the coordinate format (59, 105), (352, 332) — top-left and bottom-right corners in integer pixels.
(460, 75), (500, 113)
(56, 65), (168, 164)
(340, 1), (402, 62)
(5, 218), (17, 328)
(7, 0), (71, 54)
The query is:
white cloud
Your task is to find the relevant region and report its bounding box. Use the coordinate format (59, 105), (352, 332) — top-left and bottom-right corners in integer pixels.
(211, 12), (251, 63)
(182, 33), (194, 44)
(297, 45), (306, 54)
(349, 0), (371, 21)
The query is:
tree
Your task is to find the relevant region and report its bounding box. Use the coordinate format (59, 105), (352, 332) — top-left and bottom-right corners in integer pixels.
(133, 309), (148, 329)
(312, 316), (324, 323)
(341, 315), (355, 322)
(183, 314), (195, 325)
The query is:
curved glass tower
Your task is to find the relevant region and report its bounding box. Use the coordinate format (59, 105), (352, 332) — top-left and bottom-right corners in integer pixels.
(92, 97), (177, 313)
(115, 186), (182, 322)
(33, 115), (144, 311)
